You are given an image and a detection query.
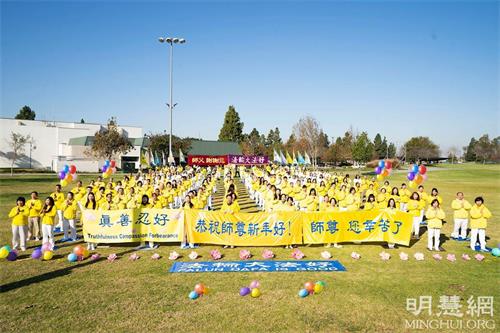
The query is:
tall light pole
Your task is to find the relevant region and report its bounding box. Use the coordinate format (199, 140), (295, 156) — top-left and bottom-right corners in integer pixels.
(158, 36), (186, 165)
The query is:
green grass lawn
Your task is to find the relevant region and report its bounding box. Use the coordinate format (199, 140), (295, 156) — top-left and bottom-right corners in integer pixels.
(1, 164), (499, 332)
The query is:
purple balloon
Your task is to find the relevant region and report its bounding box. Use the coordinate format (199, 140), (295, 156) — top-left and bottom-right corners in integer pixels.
(407, 172), (416, 181)
(375, 166), (382, 175)
(58, 171), (66, 180)
(32, 248), (43, 259)
(240, 287), (251, 296)
(102, 165), (108, 173)
(7, 250), (17, 261)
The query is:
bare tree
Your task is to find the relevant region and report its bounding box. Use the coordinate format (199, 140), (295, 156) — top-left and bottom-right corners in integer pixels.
(448, 146), (459, 164)
(6, 132), (31, 176)
(292, 116), (323, 167)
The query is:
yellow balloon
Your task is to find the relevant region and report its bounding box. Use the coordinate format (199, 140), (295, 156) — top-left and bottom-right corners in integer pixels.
(103, 172), (110, 179)
(43, 251), (54, 260)
(313, 283), (324, 294)
(0, 248), (9, 259)
(60, 179), (68, 187)
(376, 174), (384, 181)
(409, 181), (416, 188)
(82, 248), (90, 258)
(203, 287), (210, 295)
(251, 288), (261, 298)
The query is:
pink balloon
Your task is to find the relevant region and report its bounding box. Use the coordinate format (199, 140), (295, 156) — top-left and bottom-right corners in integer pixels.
(422, 174), (428, 181)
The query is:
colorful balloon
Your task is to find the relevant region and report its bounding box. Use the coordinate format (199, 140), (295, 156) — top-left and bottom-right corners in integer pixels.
(304, 281), (315, 292)
(102, 165), (108, 173)
(414, 174), (423, 184)
(103, 172), (110, 179)
(408, 181), (416, 188)
(41, 242), (51, 253)
(31, 248), (43, 259)
(418, 165), (427, 175)
(412, 164), (419, 174)
(382, 169), (389, 177)
(60, 179), (68, 187)
(63, 165), (69, 173)
(407, 172), (415, 181)
(378, 160), (385, 168)
(374, 166), (382, 175)
(69, 165), (77, 174)
(43, 251), (54, 260)
(316, 281), (326, 287)
(68, 253), (78, 262)
(58, 171), (66, 180)
(298, 289), (309, 298)
(240, 287), (251, 296)
(249, 280), (261, 289)
(385, 160), (392, 169)
(313, 283), (324, 294)
(422, 174), (428, 181)
(189, 291), (199, 300)
(73, 245), (85, 257)
(194, 283), (206, 295)
(110, 160), (116, 168)
(7, 250), (17, 261)
(65, 174), (73, 182)
(105, 160), (110, 167)
(0, 247), (9, 259)
(376, 174), (384, 181)
(251, 288), (261, 298)
(491, 248), (500, 257)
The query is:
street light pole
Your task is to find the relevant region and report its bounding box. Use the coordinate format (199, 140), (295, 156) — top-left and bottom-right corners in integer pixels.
(158, 36), (186, 165)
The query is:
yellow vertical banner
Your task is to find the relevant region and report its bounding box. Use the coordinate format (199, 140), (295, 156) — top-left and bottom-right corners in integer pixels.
(302, 210), (413, 246)
(82, 209), (184, 243)
(185, 210), (303, 246)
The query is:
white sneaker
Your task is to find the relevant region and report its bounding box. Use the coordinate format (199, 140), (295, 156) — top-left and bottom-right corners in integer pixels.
(333, 244), (343, 248)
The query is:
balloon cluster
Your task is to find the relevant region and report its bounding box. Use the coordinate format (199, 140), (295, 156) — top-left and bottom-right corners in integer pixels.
(298, 281), (325, 297)
(189, 283), (210, 300)
(239, 280), (261, 298)
(68, 245), (90, 262)
(407, 164), (427, 188)
(374, 160), (393, 181)
(102, 160), (117, 179)
(30, 242), (54, 260)
(0, 245), (17, 261)
(58, 164), (78, 187)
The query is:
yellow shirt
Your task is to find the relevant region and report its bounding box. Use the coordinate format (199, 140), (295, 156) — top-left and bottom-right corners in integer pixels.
(41, 207), (57, 225)
(99, 201), (117, 211)
(451, 199), (472, 219)
(425, 207), (445, 229)
(27, 199), (43, 217)
(50, 192), (65, 209)
(364, 202), (376, 210)
(8, 206), (29, 226)
(407, 199), (425, 217)
(470, 205), (492, 229)
(61, 200), (78, 220)
(220, 202), (240, 214)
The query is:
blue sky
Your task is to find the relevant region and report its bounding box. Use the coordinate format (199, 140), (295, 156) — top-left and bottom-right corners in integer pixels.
(1, 0), (498, 152)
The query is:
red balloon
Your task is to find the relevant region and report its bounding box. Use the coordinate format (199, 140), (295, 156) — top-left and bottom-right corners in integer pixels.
(385, 160), (392, 169)
(69, 165), (77, 174)
(110, 160), (116, 168)
(194, 283), (205, 295)
(304, 281), (315, 292)
(418, 165), (427, 175)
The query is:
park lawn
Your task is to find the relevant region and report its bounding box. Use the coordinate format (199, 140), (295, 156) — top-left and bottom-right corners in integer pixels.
(0, 164), (499, 332)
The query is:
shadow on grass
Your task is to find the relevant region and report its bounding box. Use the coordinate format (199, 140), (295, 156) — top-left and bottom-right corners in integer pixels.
(0, 247), (138, 293)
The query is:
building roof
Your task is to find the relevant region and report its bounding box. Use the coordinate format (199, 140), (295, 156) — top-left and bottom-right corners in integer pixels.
(187, 140), (241, 155)
(68, 136), (146, 147)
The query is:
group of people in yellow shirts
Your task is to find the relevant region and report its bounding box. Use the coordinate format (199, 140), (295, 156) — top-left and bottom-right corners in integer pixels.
(8, 164), (492, 253)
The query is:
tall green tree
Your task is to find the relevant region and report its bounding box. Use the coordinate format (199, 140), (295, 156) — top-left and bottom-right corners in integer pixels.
(87, 118), (133, 160)
(352, 132), (374, 163)
(218, 105), (244, 143)
(265, 127), (283, 150)
(404, 136), (440, 162)
(242, 128), (266, 155)
(387, 142), (397, 158)
(474, 134), (493, 164)
(464, 137), (477, 161)
(15, 106), (36, 120)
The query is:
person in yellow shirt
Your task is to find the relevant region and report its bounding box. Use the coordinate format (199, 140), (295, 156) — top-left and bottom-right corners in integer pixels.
(384, 198), (399, 249)
(344, 187), (359, 211)
(425, 199), (446, 251)
(61, 192), (78, 241)
(363, 194), (377, 210)
(389, 187), (401, 209)
(99, 193), (117, 211)
(417, 185), (429, 219)
(50, 184), (65, 233)
(324, 198), (342, 249)
(40, 197), (57, 248)
(220, 193), (240, 214)
(407, 192), (426, 239)
(450, 192), (472, 240)
(429, 188), (443, 206)
(376, 188), (388, 209)
(399, 183), (411, 212)
(27, 191), (43, 241)
(8, 196), (30, 251)
(469, 196), (492, 252)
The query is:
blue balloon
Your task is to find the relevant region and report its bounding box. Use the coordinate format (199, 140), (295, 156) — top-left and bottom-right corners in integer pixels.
(412, 164), (419, 174)
(298, 289), (309, 298)
(68, 253), (78, 262)
(63, 165), (70, 173)
(189, 291), (199, 300)
(492, 248), (500, 257)
(378, 160), (385, 168)
(105, 160), (111, 167)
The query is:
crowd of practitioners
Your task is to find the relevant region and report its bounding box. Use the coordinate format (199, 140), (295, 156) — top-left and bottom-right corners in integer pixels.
(8, 164), (492, 253)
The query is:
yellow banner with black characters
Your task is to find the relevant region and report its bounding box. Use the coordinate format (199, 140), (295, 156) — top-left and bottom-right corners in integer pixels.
(302, 210), (413, 246)
(185, 210), (303, 246)
(81, 209), (184, 243)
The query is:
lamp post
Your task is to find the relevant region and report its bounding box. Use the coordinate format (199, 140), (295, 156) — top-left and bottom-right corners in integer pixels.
(158, 36), (186, 165)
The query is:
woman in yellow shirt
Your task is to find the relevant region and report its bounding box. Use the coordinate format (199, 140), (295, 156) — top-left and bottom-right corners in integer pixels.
(80, 192), (98, 251)
(363, 194), (377, 210)
(450, 192), (472, 240)
(324, 198), (342, 249)
(425, 199), (446, 251)
(399, 183), (411, 212)
(27, 191), (43, 241)
(8, 196), (30, 251)
(469, 196), (492, 252)
(61, 192), (78, 241)
(40, 197), (57, 249)
(344, 187), (359, 211)
(384, 198), (399, 249)
(407, 192), (426, 239)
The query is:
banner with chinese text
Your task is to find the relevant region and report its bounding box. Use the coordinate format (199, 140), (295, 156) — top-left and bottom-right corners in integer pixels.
(302, 210), (412, 246)
(81, 209), (184, 243)
(187, 155), (228, 166)
(227, 155), (269, 165)
(185, 211), (303, 246)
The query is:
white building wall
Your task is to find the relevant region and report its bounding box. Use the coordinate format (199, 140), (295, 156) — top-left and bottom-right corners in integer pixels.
(0, 118), (143, 172)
